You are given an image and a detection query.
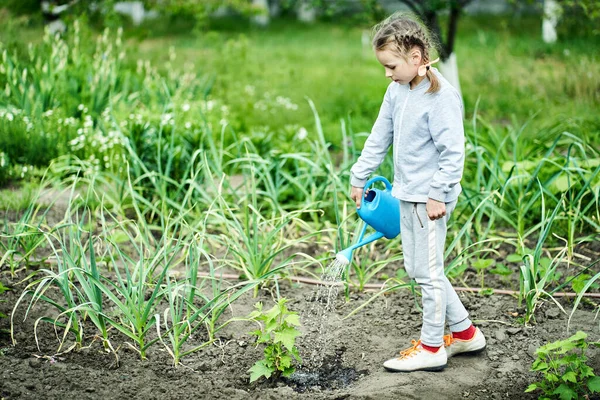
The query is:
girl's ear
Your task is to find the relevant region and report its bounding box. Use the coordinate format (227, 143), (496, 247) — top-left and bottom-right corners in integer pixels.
(410, 48), (422, 66)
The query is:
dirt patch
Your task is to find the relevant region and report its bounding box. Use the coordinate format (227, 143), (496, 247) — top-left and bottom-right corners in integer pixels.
(1, 269), (599, 400)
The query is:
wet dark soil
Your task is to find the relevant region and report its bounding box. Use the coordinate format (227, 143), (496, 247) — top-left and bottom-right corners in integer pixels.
(285, 348), (367, 392)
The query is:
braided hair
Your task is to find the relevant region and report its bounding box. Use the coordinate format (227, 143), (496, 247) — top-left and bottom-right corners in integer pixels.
(372, 13), (440, 94)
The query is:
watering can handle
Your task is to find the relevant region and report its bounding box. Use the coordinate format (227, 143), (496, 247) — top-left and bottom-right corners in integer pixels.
(362, 176), (392, 197)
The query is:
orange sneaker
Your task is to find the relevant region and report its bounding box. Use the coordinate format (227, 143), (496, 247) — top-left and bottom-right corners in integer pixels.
(444, 327), (487, 358)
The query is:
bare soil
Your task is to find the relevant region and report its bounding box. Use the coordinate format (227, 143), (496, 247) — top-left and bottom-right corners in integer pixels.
(1, 187), (599, 399)
(1, 269), (599, 400)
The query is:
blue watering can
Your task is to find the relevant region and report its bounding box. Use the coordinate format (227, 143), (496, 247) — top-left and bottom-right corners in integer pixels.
(336, 176), (401, 264)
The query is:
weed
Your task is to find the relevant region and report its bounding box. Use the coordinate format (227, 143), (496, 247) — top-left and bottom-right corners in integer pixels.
(526, 331), (600, 399)
(248, 298), (301, 382)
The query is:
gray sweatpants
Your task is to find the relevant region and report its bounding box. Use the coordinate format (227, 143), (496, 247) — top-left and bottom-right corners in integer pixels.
(400, 200), (472, 347)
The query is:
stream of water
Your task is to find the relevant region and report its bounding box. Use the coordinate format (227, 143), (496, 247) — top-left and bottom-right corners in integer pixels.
(301, 258), (348, 371)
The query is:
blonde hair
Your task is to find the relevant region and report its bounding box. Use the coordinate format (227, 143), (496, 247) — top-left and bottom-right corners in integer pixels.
(372, 13), (440, 94)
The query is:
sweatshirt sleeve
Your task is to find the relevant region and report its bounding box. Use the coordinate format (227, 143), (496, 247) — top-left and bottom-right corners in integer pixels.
(427, 88), (465, 202)
(350, 84), (394, 188)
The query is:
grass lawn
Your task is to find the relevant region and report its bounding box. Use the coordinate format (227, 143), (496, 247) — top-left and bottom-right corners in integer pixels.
(3, 12), (597, 148)
(123, 14), (599, 144)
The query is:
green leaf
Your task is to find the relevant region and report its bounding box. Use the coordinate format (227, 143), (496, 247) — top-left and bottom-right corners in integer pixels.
(502, 159), (538, 174)
(264, 304), (280, 323)
(525, 383), (538, 393)
(249, 329), (262, 337)
(284, 313), (300, 326)
(472, 258), (495, 271)
(274, 326), (301, 351)
(282, 366), (295, 377)
(547, 373), (559, 383)
(550, 175), (571, 192)
(580, 364), (594, 378)
(109, 231), (130, 244)
(490, 263), (513, 276)
(552, 383), (577, 400)
(291, 346), (301, 362)
(257, 332), (271, 343)
(507, 254), (523, 263)
(588, 376), (600, 393)
(561, 371), (577, 383)
(571, 274), (591, 294)
(569, 331), (587, 342)
(248, 360), (273, 382)
(279, 354), (292, 369)
(532, 360), (549, 371)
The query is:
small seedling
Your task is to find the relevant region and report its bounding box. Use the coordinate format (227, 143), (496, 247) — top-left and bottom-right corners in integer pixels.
(247, 298), (301, 382)
(526, 331), (600, 399)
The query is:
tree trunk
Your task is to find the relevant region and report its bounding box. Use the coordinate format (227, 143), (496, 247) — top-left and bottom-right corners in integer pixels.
(297, 0), (316, 23)
(114, 2), (146, 26)
(439, 53), (464, 118)
(251, 0), (270, 27)
(269, 0), (281, 18)
(542, 0), (561, 43)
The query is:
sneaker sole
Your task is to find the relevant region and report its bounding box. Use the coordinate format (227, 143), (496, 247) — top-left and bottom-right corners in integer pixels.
(450, 344), (487, 357)
(384, 364), (447, 373)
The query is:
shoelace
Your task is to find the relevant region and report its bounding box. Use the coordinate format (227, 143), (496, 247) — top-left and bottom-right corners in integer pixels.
(398, 336), (455, 359)
(443, 334), (455, 347)
(398, 339), (421, 359)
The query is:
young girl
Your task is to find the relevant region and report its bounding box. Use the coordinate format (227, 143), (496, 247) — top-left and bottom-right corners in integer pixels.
(349, 13), (486, 372)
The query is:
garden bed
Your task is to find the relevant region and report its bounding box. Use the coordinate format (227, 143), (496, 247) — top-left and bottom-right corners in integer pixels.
(2, 269), (599, 400)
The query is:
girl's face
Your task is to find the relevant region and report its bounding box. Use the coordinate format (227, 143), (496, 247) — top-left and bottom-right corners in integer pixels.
(375, 46), (422, 86)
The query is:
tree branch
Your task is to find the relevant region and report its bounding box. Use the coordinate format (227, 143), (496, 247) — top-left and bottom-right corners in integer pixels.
(397, 0), (425, 20)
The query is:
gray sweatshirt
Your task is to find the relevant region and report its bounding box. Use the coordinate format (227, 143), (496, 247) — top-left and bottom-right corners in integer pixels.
(350, 68), (465, 203)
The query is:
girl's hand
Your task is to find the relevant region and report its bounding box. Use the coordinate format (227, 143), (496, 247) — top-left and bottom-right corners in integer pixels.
(426, 198), (446, 220)
(350, 186), (364, 208)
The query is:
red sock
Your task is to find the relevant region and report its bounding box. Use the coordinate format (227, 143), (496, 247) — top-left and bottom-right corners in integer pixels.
(452, 324), (476, 340)
(421, 343), (442, 353)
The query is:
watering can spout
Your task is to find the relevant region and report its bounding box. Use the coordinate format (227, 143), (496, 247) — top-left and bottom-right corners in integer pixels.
(335, 231), (385, 265)
(336, 249), (352, 265)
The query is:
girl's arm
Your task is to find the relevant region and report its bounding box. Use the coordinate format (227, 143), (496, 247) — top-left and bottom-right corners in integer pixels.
(350, 83), (395, 188)
(428, 88), (465, 202)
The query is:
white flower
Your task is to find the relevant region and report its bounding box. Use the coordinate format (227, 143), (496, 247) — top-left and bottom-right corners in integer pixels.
(161, 113), (173, 125)
(297, 127), (308, 140)
(185, 122), (192, 129)
(182, 103), (190, 112)
(6, 112), (13, 121)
